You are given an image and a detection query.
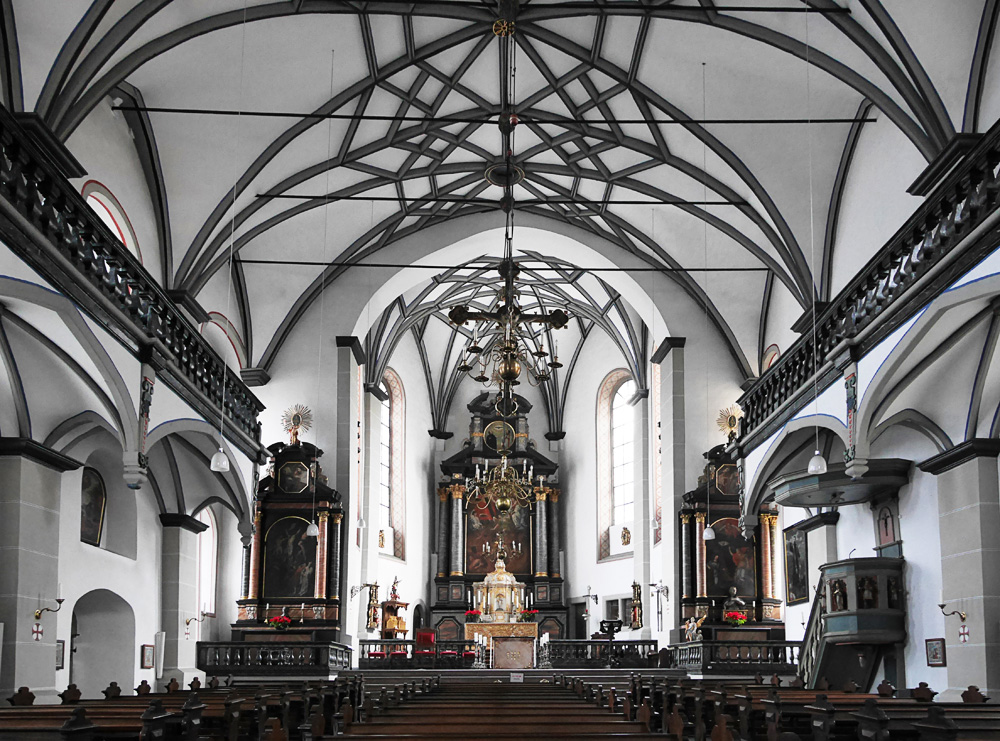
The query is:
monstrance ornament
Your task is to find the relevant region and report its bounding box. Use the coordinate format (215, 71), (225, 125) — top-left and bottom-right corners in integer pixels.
(281, 404), (313, 445)
(716, 403), (744, 442)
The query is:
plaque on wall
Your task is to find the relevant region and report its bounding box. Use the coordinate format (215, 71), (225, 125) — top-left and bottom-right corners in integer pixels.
(262, 516), (317, 598)
(705, 517), (756, 597)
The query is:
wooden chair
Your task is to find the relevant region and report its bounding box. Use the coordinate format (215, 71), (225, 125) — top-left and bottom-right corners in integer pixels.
(414, 628), (436, 668)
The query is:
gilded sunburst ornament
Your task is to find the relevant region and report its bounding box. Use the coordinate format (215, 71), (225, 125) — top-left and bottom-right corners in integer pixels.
(717, 403), (744, 442)
(281, 404), (313, 446)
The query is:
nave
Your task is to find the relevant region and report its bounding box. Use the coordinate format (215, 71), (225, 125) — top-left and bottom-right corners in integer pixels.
(3, 668), (999, 740)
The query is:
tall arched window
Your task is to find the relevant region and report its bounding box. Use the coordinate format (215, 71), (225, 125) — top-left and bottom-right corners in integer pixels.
(596, 369), (634, 560)
(196, 507), (218, 617)
(380, 369), (406, 559)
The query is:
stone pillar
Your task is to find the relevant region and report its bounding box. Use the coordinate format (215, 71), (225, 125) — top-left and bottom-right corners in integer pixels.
(449, 485), (465, 576)
(759, 513), (773, 599)
(920, 441), (1000, 698)
(160, 522), (201, 689)
(437, 489), (450, 577)
(0, 445), (78, 703)
(329, 513), (342, 601)
(653, 337), (685, 626)
(315, 511), (329, 599)
(548, 489), (561, 578)
(240, 538), (252, 599)
(247, 509), (262, 600)
(534, 488), (549, 577)
(335, 337), (363, 642)
(695, 512), (707, 598)
(631, 391), (652, 638)
(680, 514), (692, 598)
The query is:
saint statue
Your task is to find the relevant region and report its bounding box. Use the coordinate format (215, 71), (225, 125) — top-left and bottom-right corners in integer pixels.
(684, 615), (706, 642)
(723, 586), (746, 612)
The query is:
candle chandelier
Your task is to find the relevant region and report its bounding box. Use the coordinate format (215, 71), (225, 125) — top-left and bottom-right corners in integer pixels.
(448, 7), (569, 408)
(465, 455), (541, 514)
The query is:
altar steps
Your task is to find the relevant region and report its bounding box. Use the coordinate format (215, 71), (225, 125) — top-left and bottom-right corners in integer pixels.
(344, 679), (662, 739)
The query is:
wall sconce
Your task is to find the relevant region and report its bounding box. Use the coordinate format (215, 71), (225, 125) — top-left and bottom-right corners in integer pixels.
(184, 611), (209, 627)
(34, 585), (64, 619)
(939, 603), (967, 622)
(582, 586), (598, 620)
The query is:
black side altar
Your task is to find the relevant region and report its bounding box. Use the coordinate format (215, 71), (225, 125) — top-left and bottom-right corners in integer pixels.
(232, 439), (346, 641)
(431, 392), (567, 639)
(675, 446), (784, 642)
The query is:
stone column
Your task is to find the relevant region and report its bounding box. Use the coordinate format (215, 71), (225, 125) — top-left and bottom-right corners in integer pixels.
(548, 489), (561, 578)
(631, 391), (652, 638)
(0, 446), (77, 703)
(437, 489), (450, 577)
(680, 514), (692, 598)
(240, 538), (252, 599)
(769, 516), (779, 593)
(695, 512), (707, 598)
(247, 509), (262, 600)
(315, 511), (329, 599)
(534, 488), (549, 578)
(759, 513), (773, 599)
(329, 513), (342, 601)
(450, 485), (465, 576)
(160, 521), (201, 689)
(920, 441), (1000, 698)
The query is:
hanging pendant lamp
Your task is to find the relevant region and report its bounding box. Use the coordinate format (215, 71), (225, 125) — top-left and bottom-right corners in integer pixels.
(210, 448), (230, 472)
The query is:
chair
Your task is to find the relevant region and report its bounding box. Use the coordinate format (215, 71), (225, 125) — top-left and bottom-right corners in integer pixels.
(414, 629), (436, 668)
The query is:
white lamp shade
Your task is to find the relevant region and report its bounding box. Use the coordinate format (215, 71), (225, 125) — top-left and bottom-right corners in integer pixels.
(305, 520), (320, 537)
(210, 449), (230, 472)
(807, 450), (828, 475)
(703, 525), (716, 541)
(357, 516), (367, 529)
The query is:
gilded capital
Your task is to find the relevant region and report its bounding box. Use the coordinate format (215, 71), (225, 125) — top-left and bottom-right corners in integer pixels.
(535, 489), (548, 502)
(318, 511), (329, 523)
(694, 512), (706, 524)
(332, 513), (343, 525)
(451, 485), (465, 499)
(679, 514), (691, 524)
(438, 489), (449, 502)
(549, 489), (560, 503)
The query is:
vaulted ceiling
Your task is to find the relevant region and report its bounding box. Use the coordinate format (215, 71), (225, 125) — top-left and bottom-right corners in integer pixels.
(6, 1), (996, 417)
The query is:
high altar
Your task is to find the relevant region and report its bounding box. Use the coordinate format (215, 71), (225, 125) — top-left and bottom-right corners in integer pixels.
(431, 392), (567, 640)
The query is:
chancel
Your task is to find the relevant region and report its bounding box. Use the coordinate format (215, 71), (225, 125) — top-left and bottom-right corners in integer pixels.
(2, 1), (1000, 738)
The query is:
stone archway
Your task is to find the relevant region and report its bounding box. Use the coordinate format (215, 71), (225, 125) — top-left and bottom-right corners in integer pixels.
(70, 589), (135, 698)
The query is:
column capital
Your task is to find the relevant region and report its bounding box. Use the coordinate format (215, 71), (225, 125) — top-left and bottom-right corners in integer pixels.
(548, 488), (560, 503)
(694, 512), (706, 523)
(450, 484), (466, 499)
(680, 513), (691, 524)
(318, 511), (329, 523)
(535, 488), (548, 502)
(331, 513), (342, 525)
(438, 488), (449, 502)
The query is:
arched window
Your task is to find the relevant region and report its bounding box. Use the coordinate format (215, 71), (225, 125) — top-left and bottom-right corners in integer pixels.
(80, 467), (107, 547)
(196, 508), (218, 617)
(81, 181), (143, 263)
(596, 369), (634, 560)
(379, 369), (405, 559)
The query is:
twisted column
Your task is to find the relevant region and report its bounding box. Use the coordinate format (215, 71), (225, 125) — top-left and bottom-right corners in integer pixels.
(695, 512), (707, 598)
(548, 489), (561, 578)
(450, 485), (465, 576)
(329, 513), (343, 601)
(534, 488), (549, 577)
(680, 514), (692, 599)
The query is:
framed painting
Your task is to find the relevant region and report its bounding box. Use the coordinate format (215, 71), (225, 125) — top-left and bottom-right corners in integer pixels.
(141, 644), (155, 670)
(784, 527), (809, 605)
(56, 640), (65, 670)
(80, 467), (107, 546)
(262, 516), (318, 598)
(925, 638), (946, 667)
(465, 497), (531, 575)
(704, 517), (756, 597)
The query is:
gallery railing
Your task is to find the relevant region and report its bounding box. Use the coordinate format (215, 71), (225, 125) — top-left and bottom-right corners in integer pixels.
(196, 641), (352, 676)
(546, 639), (658, 668)
(666, 640), (801, 675)
(738, 118), (1000, 449)
(0, 105), (265, 460)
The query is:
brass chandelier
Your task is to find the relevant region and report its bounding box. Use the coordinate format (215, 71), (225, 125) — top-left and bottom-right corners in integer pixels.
(466, 455), (538, 514)
(448, 8), (569, 407)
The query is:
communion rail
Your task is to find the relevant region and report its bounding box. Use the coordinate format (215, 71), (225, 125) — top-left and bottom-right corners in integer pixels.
(196, 641), (352, 676)
(545, 639), (658, 668)
(666, 639), (801, 675)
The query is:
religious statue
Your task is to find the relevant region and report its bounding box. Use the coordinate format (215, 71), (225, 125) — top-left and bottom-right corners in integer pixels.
(684, 615), (706, 642)
(723, 586), (746, 612)
(390, 576), (400, 601)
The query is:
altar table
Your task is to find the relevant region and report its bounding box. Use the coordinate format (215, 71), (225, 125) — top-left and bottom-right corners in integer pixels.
(464, 622), (539, 641)
(465, 622), (539, 669)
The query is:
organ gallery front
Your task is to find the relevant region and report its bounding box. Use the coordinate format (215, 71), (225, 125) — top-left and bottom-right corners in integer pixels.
(431, 393), (567, 639)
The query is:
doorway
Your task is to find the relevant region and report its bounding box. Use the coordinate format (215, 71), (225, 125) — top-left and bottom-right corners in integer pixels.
(571, 601), (587, 639)
(70, 590), (135, 698)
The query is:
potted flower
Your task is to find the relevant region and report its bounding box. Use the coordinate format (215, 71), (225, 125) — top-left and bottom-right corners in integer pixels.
(723, 610), (748, 627)
(518, 609), (539, 623)
(465, 609), (482, 623)
(267, 615), (292, 632)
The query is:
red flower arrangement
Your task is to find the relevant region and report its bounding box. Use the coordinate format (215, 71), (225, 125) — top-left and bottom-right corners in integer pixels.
(267, 616), (292, 629)
(465, 609), (482, 616)
(724, 611), (748, 626)
(518, 609), (539, 623)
